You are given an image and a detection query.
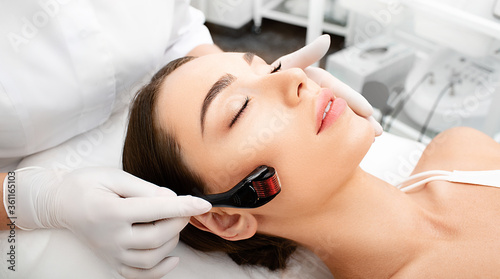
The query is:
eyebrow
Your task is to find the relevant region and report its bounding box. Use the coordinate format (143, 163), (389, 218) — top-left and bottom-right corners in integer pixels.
(243, 52), (255, 65)
(200, 53), (256, 135)
(200, 73), (237, 134)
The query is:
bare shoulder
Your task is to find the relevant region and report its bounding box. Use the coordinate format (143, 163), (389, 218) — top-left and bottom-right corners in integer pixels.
(403, 128), (500, 279)
(413, 127), (500, 173)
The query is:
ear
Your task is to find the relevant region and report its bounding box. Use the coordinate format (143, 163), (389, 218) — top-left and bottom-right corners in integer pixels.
(190, 209), (258, 241)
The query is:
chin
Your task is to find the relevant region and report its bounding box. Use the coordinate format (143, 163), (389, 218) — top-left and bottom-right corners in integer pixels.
(344, 110), (375, 166)
(358, 120), (376, 159)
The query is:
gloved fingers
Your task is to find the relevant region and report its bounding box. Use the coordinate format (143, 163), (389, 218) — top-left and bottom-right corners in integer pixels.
(120, 195), (211, 223)
(102, 169), (177, 199)
(119, 256), (180, 279)
(126, 217), (188, 249)
(304, 66), (383, 136)
(271, 34), (330, 70)
(304, 67), (374, 117)
(368, 116), (384, 136)
(120, 236), (179, 270)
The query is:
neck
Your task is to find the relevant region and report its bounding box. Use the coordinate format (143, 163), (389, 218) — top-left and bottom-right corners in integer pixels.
(270, 167), (446, 278)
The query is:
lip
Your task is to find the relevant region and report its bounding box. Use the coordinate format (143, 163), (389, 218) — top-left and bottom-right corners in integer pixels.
(316, 88), (347, 134)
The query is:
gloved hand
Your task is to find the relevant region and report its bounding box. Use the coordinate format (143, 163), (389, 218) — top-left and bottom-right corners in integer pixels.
(272, 35), (383, 136)
(6, 166), (212, 278)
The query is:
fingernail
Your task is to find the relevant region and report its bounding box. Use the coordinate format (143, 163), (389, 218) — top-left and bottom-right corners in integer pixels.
(165, 257), (180, 273)
(169, 256), (180, 265)
(376, 122), (383, 136)
(191, 197), (212, 212)
(155, 187), (176, 197)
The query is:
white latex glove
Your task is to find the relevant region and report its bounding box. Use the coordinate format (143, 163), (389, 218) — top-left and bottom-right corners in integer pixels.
(272, 35), (383, 136)
(5, 167), (212, 278)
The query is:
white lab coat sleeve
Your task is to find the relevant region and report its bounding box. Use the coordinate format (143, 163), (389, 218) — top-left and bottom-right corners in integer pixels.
(162, 0), (214, 63)
(0, 81), (24, 171)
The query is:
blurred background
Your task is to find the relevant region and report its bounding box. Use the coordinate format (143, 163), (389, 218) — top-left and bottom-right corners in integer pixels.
(191, 0), (500, 144)
(207, 18), (343, 68)
(192, 0), (349, 67)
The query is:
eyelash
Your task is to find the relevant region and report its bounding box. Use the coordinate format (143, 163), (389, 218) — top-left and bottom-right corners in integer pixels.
(229, 96), (250, 128)
(228, 64), (280, 128)
(271, 62), (281, 73)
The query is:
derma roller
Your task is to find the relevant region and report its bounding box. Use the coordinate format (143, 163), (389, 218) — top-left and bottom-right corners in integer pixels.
(200, 165), (281, 208)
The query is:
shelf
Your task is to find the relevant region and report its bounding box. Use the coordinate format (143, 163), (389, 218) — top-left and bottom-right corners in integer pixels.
(254, 0), (349, 39)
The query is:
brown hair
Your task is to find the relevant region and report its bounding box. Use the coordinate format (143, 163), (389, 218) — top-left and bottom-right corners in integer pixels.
(122, 56), (297, 270)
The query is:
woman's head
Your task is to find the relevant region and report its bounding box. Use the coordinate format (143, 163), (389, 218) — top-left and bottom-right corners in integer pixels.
(122, 53), (375, 269)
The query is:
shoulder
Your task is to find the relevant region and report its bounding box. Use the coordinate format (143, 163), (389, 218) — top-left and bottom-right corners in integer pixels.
(412, 127), (500, 173)
(425, 127), (500, 158)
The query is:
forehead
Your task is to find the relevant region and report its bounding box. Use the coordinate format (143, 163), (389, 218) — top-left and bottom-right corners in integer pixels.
(159, 53), (254, 102)
(154, 53), (266, 174)
(155, 52), (266, 129)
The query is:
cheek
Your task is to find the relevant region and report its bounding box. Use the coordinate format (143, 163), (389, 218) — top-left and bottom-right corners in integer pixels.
(234, 105), (299, 160)
(202, 105), (302, 190)
(196, 108), (299, 190)
(318, 108), (373, 167)
(263, 109), (374, 213)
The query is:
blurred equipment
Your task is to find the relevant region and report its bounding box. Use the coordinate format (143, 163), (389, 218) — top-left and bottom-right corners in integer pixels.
(326, 35), (415, 114)
(327, 0), (500, 143)
(191, 0), (254, 29)
(252, 0), (349, 44)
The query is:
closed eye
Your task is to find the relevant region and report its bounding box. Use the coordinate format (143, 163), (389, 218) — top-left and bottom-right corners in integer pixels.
(270, 62), (281, 74)
(229, 96), (250, 128)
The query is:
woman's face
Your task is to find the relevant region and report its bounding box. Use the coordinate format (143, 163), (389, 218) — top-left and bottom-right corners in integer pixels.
(156, 52), (374, 224)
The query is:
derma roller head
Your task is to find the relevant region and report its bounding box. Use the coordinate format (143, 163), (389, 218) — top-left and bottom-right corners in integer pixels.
(200, 166), (281, 208)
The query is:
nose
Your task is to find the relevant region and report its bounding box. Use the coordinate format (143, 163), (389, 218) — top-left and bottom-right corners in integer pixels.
(262, 68), (307, 107)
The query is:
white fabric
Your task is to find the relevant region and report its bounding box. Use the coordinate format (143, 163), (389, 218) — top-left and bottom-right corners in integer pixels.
(0, 0), (212, 165)
(0, 102), (425, 278)
(360, 132), (426, 185)
(448, 170), (500, 187)
(396, 169), (500, 192)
